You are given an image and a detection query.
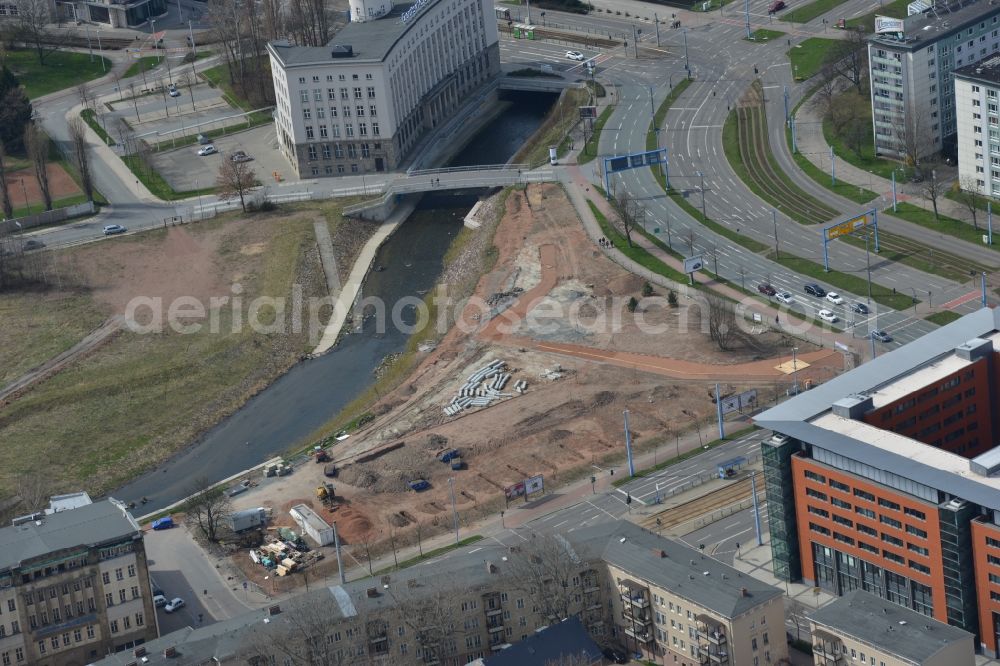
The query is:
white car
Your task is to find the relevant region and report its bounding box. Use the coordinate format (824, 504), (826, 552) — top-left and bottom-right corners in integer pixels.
(818, 309), (839, 323)
(169, 88), (181, 97)
(565, 50), (585, 61)
(164, 597), (185, 613)
(826, 292), (844, 305)
(197, 145), (217, 156)
(153, 594), (168, 608)
(776, 291), (794, 305)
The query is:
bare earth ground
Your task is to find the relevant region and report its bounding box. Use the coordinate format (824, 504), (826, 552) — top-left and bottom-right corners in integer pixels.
(228, 184), (838, 584)
(0, 202), (368, 496)
(5, 164), (81, 205)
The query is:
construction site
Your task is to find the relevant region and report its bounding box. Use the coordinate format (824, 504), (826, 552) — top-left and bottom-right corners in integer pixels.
(218, 183), (842, 589)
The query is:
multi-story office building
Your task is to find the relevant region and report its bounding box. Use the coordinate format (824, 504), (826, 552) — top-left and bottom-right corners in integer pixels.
(266, 0), (500, 179)
(45, 0), (167, 28)
(810, 589), (974, 666)
(92, 521), (787, 666)
(0, 498), (156, 666)
(954, 55), (1000, 195)
(868, 2), (1000, 162)
(758, 307), (1000, 657)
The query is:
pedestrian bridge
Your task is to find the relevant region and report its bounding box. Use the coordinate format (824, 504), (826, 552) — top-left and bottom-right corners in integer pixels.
(342, 164), (558, 219)
(498, 75), (581, 93)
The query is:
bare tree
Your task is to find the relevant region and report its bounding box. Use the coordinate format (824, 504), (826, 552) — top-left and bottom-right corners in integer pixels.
(705, 293), (739, 351)
(505, 533), (588, 623)
(613, 189), (637, 247)
(893, 105), (933, 170)
(77, 83), (93, 113)
(812, 64), (839, 118)
(14, 0), (55, 64)
(956, 175), (983, 231)
(0, 143), (13, 220)
(216, 157), (258, 212)
(786, 598), (810, 642)
(180, 72), (197, 112)
(391, 582), (466, 665)
(207, 0), (274, 107)
(922, 168), (946, 221)
(827, 28), (868, 94)
(67, 118), (95, 202)
(24, 122), (52, 212)
(287, 0), (335, 46)
(183, 478), (231, 542)
(241, 594), (369, 665)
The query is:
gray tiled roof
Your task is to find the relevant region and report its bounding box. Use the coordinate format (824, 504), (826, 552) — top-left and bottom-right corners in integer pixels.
(484, 616), (602, 665)
(0, 499), (141, 572)
(809, 590), (973, 663)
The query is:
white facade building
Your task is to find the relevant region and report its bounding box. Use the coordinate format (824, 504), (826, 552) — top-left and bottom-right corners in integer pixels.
(868, 2), (1000, 163)
(954, 55), (1000, 196)
(267, 0), (500, 178)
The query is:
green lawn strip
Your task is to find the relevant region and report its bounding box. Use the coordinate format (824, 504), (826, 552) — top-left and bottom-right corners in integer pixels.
(579, 105), (615, 165)
(925, 311), (963, 326)
(586, 80), (607, 98)
(845, 0), (909, 30)
(11, 194), (92, 220)
(123, 56), (162, 80)
(835, 232), (967, 284)
(821, 111), (903, 181)
(647, 79), (693, 153)
(890, 201), (1000, 253)
(122, 154), (216, 201)
(589, 201), (691, 283)
(81, 109), (115, 146)
(746, 29), (785, 42)
(668, 189), (771, 254)
(201, 62), (272, 112)
(788, 138), (877, 204)
(6, 50), (111, 99)
(787, 37), (840, 80)
(781, 0), (849, 23)
(373, 535), (484, 575)
(773, 253), (917, 310)
(612, 426), (758, 488)
(942, 188), (1000, 219)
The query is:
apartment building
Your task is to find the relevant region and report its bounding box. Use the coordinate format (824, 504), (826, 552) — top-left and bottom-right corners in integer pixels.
(266, 0), (500, 178)
(868, 0), (1000, 162)
(92, 521), (787, 666)
(954, 55), (1000, 195)
(810, 589), (974, 666)
(0, 498), (156, 666)
(758, 307), (1000, 656)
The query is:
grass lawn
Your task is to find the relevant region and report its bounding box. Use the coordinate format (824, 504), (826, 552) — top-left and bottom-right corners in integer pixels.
(579, 105), (615, 164)
(122, 154), (216, 201)
(0, 207), (338, 495)
(890, 202), (1000, 253)
(781, 0), (849, 23)
(746, 29), (785, 42)
(926, 310), (963, 326)
(790, 141), (877, 204)
(374, 536), (484, 575)
(846, 0), (909, 30)
(836, 232), (969, 284)
(81, 109), (115, 146)
(10, 193), (93, 219)
(123, 56), (161, 81)
(821, 95), (905, 180)
(589, 201), (691, 284)
(788, 38), (840, 80)
(5, 49), (111, 99)
(514, 87), (590, 167)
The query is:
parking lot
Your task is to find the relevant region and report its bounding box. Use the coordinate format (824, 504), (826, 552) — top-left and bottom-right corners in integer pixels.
(151, 124), (292, 192)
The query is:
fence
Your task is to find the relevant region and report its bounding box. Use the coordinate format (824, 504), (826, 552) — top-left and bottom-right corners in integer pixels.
(688, 497), (761, 531)
(1, 202), (96, 235)
(641, 454), (762, 504)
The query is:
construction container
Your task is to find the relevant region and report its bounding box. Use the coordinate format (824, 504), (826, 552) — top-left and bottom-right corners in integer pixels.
(289, 504), (335, 546)
(227, 507), (267, 533)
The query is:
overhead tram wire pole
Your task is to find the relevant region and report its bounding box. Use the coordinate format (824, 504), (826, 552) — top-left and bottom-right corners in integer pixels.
(745, 0), (752, 39)
(683, 28), (690, 76)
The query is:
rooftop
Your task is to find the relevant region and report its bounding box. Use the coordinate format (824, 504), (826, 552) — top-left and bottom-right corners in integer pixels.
(809, 589), (973, 663)
(268, 0), (436, 67)
(955, 53), (1000, 85)
(870, 0), (1000, 50)
(483, 616), (602, 665)
(0, 499), (141, 572)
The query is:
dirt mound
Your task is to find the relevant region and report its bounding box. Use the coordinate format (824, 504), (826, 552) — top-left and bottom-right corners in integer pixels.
(334, 504), (374, 544)
(550, 429), (572, 441)
(388, 513), (409, 527)
(590, 391), (616, 408)
(338, 466), (379, 489)
(606, 273), (645, 296)
(426, 433), (448, 449)
(515, 399), (587, 433)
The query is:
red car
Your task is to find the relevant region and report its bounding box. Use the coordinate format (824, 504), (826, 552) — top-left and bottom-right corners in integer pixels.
(768, 0), (785, 12)
(757, 283), (777, 297)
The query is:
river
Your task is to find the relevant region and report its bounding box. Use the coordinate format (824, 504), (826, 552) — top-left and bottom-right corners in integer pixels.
(114, 91), (557, 513)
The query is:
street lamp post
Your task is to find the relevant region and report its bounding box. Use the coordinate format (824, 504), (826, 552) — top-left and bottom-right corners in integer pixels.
(772, 209), (779, 259)
(96, 30), (105, 72)
(683, 28), (690, 76)
(864, 229), (873, 306)
(696, 171), (706, 220)
(791, 347), (799, 394)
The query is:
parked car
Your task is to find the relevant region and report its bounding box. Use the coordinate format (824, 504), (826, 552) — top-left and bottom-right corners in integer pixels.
(871, 329), (893, 343)
(768, 0), (785, 11)
(602, 647), (628, 664)
(103, 224), (127, 236)
(776, 291), (794, 305)
(23, 239), (45, 251)
(168, 87), (181, 98)
(439, 448), (460, 463)
(164, 598), (185, 613)
(852, 302), (870, 315)
(818, 309), (839, 323)
(804, 283), (827, 297)
(228, 479), (252, 497)
(197, 134), (212, 145)
(408, 479), (430, 492)
(757, 283), (776, 297)
(565, 50), (585, 61)
(153, 595), (168, 608)
(230, 150), (253, 163)
(825, 292), (844, 305)
(151, 516), (174, 530)
(197, 145), (217, 156)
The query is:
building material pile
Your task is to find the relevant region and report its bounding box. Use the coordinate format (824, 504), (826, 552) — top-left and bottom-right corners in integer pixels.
(444, 359), (526, 416)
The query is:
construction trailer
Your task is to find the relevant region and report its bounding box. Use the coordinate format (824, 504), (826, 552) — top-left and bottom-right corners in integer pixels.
(228, 507), (268, 533)
(289, 504), (335, 546)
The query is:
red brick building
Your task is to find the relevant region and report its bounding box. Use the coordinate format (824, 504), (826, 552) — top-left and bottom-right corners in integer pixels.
(758, 309), (1000, 657)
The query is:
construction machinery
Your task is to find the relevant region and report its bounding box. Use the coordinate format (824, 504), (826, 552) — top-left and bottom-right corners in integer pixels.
(316, 483), (337, 507)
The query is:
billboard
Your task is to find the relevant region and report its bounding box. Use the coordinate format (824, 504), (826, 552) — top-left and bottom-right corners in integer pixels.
(579, 106), (598, 119)
(504, 481), (525, 500)
(684, 255), (704, 274)
(525, 475), (544, 495)
(824, 213), (872, 241)
(719, 389), (758, 415)
(874, 16), (904, 34)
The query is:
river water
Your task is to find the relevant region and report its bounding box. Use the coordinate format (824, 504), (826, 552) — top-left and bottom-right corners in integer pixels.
(115, 91), (557, 513)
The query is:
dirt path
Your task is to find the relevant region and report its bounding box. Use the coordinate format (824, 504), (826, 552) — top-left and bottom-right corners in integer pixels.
(0, 315), (124, 405)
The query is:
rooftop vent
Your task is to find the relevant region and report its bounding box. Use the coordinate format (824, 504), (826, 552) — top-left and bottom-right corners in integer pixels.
(268, 605), (281, 615)
(899, 620), (908, 625)
(832, 394), (874, 420)
(134, 647), (147, 658)
(740, 587), (749, 597)
(366, 587), (379, 598)
(955, 337), (992, 361)
(703, 571), (710, 576)
(164, 647), (177, 658)
(331, 44), (354, 58)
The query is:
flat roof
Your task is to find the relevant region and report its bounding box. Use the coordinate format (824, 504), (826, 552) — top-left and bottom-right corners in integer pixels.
(756, 308), (1000, 509)
(0, 500), (141, 572)
(809, 589), (972, 663)
(866, 352), (972, 409)
(289, 504), (331, 531)
(955, 53), (1000, 85)
(870, 0), (1000, 50)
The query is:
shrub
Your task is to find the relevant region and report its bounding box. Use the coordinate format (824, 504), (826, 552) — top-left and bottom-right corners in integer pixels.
(642, 282), (654, 297)
(668, 290), (678, 307)
(627, 296), (638, 313)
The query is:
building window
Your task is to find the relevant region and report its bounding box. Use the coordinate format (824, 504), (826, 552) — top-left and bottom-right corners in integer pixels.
(102, 572), (110, 585)
(354, 87), (363, 99)
(340, 88), (349, 100)
(368, 86), (376, 98)
(308, 145), (318, 160)
(303, 108), (312, 120)
(343, 106), (351, 117)
(86, 626), (94, 639)
(328, 88), (337, 100)
(356, 105), (365, 117)
(320, 125), (328, 138)
(372, 122), (380, 136)
(359, 123), (368, 136)
(300, 90), (309, 103)
(330, 106), (338, 117)
(322, 145), (331, 159)
(306, 126), (314, 139)
(346, 124), (354, 137)
(370, 105), (377, 116)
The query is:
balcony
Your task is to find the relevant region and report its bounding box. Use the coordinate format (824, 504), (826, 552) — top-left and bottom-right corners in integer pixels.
(485, 607), (502, 617)
(623, 626), (653, 643)
(488, 624), (505, 634)
(704, 629), (726, 645)
(621, 607), (651, 625)
(813, 631), (846, 665)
